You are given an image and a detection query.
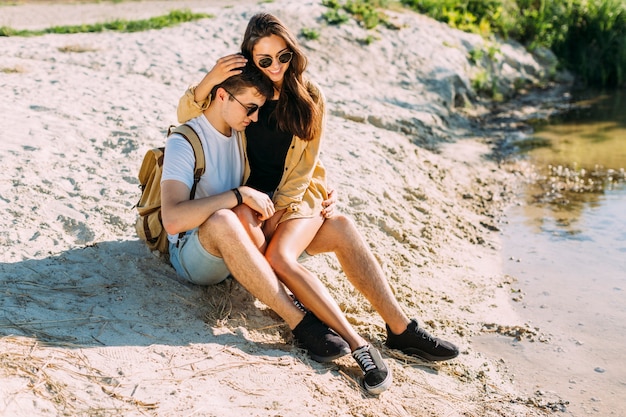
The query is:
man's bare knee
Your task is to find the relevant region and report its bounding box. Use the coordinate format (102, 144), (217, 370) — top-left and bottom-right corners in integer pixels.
(198, 209), (243, 251)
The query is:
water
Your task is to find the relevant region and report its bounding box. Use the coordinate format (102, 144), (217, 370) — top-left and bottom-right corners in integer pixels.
(475, 90), (626, 416)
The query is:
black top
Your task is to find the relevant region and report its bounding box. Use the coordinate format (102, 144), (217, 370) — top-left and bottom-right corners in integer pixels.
(245, 100), (293, 193)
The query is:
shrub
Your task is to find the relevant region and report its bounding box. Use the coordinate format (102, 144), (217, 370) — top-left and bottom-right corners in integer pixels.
(402, 0), (626, 88)
(322, 0), (396, 30)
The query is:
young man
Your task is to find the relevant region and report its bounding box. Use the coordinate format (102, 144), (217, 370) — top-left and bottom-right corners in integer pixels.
(160, 65), (351, 365)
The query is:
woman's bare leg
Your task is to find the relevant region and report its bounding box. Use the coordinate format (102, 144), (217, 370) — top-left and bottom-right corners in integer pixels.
(305, 214), (410, 335)
(265, 216), (367, 351)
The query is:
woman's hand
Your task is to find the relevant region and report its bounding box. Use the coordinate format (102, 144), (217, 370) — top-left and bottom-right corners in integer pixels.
(209, 54), (248, 82)
(194, 54), (248, 102)
(321, 188), (338, 218)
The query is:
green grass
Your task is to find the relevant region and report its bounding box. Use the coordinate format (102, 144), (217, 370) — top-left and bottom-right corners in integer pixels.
(0, 9), (212, 37)
(300, 27), (321, 40)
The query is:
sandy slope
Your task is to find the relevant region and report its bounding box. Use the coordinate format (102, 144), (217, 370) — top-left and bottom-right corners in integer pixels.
(0, 1), (567, 416)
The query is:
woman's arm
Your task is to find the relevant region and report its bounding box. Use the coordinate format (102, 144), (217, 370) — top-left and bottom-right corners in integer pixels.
(177, 54), (248, 123)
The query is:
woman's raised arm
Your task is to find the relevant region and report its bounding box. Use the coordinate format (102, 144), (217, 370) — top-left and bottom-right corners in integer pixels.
(177, 53), (248, 123)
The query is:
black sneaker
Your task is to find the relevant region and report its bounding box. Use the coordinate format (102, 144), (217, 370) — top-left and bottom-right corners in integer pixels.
(352, 344), (392, 395)
(292, 312), (350, 363)
(385, 319), (459, 361)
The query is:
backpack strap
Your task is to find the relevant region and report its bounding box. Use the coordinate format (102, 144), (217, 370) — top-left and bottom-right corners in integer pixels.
(168, 124), (206, 198)
(167, 124), (206, 245)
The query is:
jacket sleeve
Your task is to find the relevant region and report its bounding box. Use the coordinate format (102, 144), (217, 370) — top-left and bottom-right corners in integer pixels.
(273, 82), (328, 211)
(177, 85), (211, 123)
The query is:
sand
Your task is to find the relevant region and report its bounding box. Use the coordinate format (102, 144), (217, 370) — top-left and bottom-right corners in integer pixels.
(0, 1), (570, 416)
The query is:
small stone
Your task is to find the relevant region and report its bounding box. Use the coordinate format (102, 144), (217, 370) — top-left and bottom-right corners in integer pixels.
(594, 367), (605, 373)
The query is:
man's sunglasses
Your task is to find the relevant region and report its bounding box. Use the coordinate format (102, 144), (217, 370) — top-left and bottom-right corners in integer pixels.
(223, 88), (259, 117)
(257, 51), (293, 69)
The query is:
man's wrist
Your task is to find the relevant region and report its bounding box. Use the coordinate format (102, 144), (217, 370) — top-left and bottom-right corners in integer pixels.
(232, 187), (243, 206)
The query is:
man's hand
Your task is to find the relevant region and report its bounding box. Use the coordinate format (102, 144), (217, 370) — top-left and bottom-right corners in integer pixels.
(239, 186), (275, 220)
(321, 188), (338, 218)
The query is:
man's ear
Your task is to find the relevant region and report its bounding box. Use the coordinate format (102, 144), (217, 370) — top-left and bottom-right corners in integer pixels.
(215, 87), (228, 102)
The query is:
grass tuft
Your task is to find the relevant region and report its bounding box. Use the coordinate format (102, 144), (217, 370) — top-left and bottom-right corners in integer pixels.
(0, 9), (212, 37)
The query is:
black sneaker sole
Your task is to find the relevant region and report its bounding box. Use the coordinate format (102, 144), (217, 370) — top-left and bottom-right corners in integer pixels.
(364, 367), (392, 395)
(308, 345), (351, 363)
(388, 345), (458, 362)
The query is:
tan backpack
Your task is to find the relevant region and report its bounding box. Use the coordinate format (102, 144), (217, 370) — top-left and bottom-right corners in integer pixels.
(135, 124), (205, 254)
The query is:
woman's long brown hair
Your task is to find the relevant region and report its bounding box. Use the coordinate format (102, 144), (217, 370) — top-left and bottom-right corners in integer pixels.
(241, 13), (322, 141)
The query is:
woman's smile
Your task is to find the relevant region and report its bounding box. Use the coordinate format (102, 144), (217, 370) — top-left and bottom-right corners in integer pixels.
(253, 34), (290, 86)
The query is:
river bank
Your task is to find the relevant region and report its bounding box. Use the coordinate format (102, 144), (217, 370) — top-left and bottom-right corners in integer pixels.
(485, 90), (626, 417)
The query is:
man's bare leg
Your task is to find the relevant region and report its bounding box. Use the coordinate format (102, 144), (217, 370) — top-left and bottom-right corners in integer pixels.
(198, 209), (303, 328)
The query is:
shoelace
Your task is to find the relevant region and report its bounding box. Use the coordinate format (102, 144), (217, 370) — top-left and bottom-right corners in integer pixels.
(416, 328), (440, 346)
(289, 294), (308, 313)
(293, 298), (307, 312)
(354, 347), (376, 372)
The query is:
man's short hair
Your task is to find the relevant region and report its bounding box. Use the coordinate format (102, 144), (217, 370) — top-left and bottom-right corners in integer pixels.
(211, 62), (273, 101)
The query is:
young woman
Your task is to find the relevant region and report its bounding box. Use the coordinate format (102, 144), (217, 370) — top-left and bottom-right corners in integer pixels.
(177, 13), (392, 395)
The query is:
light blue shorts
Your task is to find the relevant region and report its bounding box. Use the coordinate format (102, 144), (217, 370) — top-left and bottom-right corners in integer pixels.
(168, 229), (230, 286)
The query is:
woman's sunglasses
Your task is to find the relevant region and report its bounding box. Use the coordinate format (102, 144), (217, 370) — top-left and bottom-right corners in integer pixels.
(257, 51), (293, 69)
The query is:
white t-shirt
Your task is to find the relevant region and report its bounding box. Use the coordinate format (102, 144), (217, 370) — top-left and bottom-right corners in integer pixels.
(161, 114), (244, 242)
